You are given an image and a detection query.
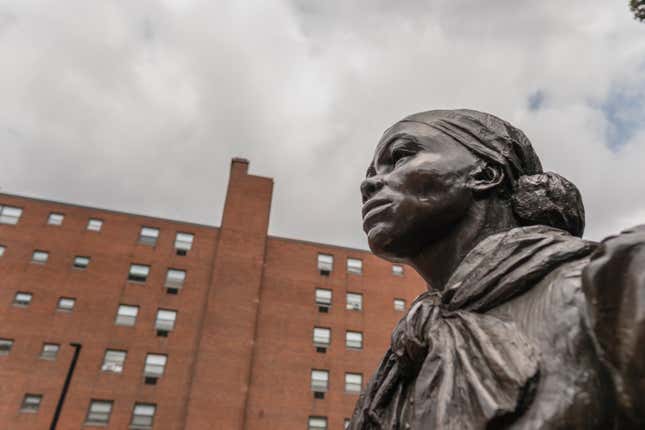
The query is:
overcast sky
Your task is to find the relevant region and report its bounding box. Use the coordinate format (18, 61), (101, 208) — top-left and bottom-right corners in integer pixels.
(1, 0), (645, 249)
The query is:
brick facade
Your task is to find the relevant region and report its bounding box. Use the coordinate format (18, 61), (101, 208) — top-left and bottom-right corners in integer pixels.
(0, 159), (426, 430)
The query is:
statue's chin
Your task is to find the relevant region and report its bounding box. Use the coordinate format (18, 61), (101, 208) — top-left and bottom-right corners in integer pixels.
(366, 224), (411, 263)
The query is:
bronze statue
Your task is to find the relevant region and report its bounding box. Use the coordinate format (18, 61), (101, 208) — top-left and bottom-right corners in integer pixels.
(350, 109), (645, 429)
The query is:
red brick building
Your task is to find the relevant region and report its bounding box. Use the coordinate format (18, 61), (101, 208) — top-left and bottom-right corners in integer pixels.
(0, 159), (426, 430)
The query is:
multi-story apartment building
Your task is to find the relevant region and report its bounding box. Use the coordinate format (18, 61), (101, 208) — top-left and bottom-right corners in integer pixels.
(0, 158), (426, 430)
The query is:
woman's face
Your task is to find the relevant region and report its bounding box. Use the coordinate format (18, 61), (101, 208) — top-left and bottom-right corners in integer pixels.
(361, 121), (481, 260)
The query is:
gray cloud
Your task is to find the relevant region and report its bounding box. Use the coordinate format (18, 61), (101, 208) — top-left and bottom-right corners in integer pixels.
(1, 0), (644, 249)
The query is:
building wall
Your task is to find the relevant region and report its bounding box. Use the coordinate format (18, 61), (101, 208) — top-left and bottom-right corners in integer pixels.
(0, 159), (426, 430)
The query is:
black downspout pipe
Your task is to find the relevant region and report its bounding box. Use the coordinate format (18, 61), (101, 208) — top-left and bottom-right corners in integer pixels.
(50, 342), (82, 430)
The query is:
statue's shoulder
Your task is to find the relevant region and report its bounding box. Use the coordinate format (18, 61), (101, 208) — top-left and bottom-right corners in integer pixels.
(582, 225), (645, 427)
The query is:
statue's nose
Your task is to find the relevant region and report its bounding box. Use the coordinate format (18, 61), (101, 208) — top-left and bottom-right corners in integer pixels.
(360, 176), (384, 204)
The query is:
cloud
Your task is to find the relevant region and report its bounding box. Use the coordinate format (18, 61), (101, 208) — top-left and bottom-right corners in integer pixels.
(0, 0), (644, 249)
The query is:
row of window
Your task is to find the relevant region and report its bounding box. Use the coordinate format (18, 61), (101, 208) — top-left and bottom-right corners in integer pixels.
(0, 341), (168, 384)
(19, 394), (156, 428)
(315, 288), (406, 313)
(0, 204), (195, 256)
(9, 296), (177, 335)
(313, 328), (363, 351)
(310, 369), (362, 396)
(309, 416), (351, 430)
(316, 253), (404, 277)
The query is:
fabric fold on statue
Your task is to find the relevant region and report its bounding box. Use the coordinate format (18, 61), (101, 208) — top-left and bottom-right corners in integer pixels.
(349, 226), (596, 430)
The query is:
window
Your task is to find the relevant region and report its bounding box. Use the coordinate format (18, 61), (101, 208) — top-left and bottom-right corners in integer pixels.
(317, 253), (333, 275)
(165, 269), (186, 294)
(344, 418), (350, 429)
(0, 205), (22, 225)
(115, 305), (139, 326)
(47, 213), (64, 225)
(175, 232), (194, 255)
(20, 394), (42, 412)
(346, 331), (363, 350)
(87, 218), (103, 231)
(0, 245), (5, 257)
(31, 250), (49, 264)
(155, 309), (177, 336)
(308, 416), (328, 430)
(345, 373), (363, 394)
(347, 258), (363, 275)
(311, 369), (329, 394)
(130, 403), (156, 429)
(102, 350), (126, 373)
(40, 343), (60, 360)
(85, 400), (113, 426)
(394, 299), (406, 311)
(13, 292), (32, 307)
(313, 327), (330, 351)
(144, 354), (167, 384)
(346, 293), (363, 311)
(139, 227), (159, 246)
(392, 264), (404, 276)
(73, 256), (90, 269)
(128, 264), (150, 283)
(0, 338), (14, 355)
(315, 288), (332, 312)
(57, 297), (76, 312)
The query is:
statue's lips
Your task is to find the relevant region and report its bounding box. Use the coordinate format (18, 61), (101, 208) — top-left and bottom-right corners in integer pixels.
(362, 200), (393, 225)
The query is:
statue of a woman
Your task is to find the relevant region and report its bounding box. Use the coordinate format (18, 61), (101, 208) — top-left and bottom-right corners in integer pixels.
(349, 109), (645, 429)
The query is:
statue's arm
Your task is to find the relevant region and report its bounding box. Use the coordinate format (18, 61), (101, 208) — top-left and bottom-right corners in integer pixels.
(582, 225), (645, 426)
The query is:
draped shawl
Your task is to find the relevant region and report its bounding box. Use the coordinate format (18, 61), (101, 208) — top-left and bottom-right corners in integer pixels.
(349, 226), (596, 430)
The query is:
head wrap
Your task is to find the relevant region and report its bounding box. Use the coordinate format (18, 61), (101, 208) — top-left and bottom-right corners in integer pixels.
(394, 109), (585, 237)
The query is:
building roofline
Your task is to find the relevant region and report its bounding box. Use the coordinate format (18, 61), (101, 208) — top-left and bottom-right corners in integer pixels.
(0, 191), (219, 230)
(267, 234), (370, 254)
(0, 190), (372, 253)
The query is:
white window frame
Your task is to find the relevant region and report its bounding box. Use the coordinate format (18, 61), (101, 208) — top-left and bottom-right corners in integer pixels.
(165, 269), (186, 290)
(31, 250), (49, 264)
(174, 232), (194, 254)
(57, 297), (76, 312)
(0, 338), (14, 355)
(311, 369), (329, 392)
(102, 350), (126, 373)
(0, 245), (6, 257)
(40, 343), (60, 360)
(13, 292), (32, 307)
(347, 258), (363, 275)
(345, 372), (363, 394)
(346, 331), (363, 350)
(73, 256), (90, 269)
(313, 327), (331, 347)
(0, 205), (22, 225)
(308, 416), (328, 430)
(346, 293), (363, 311)
(144, 353), (167, 379)
(139, 226), (159, 246)
(394, 299), (406, 311)
(315, 288), (332, 307)
(130, 403), (156, 429)
(155, 309), (177, 332)
(47, 213), (64, 226)
(392, 264), (404, 276)
(85, 400), (113, 426)
(317, 253), (333, 274)
(20, 394), (42, 412)
(115, 305), (139, 326)
(128, 264), (150, 283)
(87, 218), (103, 232)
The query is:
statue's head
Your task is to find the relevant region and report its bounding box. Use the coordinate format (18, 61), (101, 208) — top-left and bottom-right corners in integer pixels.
(361, 109), (585, 261)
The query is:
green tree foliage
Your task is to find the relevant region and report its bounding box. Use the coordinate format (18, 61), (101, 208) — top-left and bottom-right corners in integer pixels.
(631, 0), (645, 22)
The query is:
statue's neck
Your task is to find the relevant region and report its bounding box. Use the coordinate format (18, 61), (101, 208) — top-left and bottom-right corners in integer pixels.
(409, 197), (519, 292)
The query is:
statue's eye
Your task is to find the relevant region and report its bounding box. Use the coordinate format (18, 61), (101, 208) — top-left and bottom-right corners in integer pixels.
(391, 147), (415, 167)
